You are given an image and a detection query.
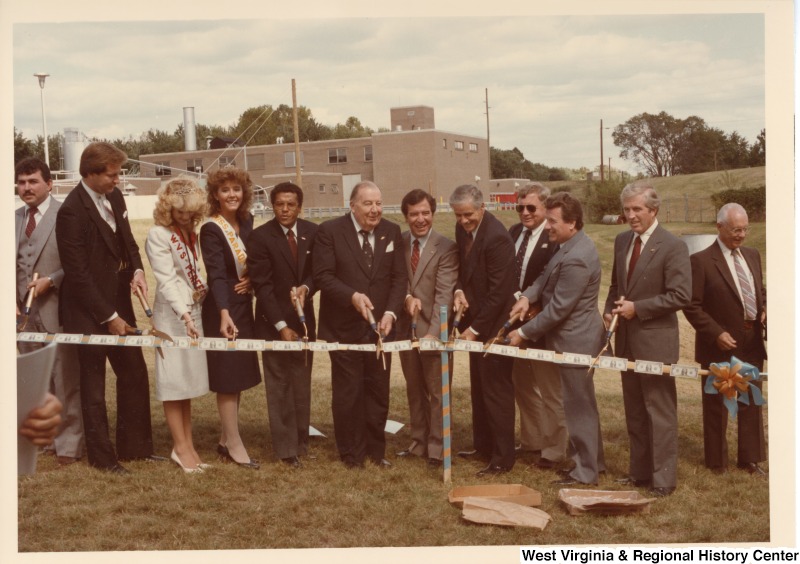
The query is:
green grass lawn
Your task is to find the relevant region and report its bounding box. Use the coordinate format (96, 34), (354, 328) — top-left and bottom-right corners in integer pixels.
(17, 184), (772, 552)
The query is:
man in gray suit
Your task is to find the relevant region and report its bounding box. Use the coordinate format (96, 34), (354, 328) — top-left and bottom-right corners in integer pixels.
(603, 182), (691, 497)
(15, 157), (84, 466)
(508, 192), (606, 486)
(395, 189), (458, 467)
(508, 182), (566, 469)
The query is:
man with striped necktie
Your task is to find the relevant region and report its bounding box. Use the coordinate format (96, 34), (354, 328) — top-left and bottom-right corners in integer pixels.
(684, 203), (767, 477)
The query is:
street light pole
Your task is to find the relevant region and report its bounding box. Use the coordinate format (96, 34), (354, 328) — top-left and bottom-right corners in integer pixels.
(34, 73), (50, 167)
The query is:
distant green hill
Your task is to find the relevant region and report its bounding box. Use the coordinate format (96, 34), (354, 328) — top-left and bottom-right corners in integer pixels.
(542, 166), (765, 199)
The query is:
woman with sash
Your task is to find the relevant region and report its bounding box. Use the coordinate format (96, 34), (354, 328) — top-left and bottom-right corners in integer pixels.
(200, 167), (262, 469)
(145, 177), (210, 473)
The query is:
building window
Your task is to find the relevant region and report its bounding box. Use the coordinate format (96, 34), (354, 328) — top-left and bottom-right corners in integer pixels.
(454, 141), (464, 151)
(155, 161), (171, 176)
(442, 139), (447, 149)
(219, 156), (236, 168)
(186, 158), (203, 173)
(284, 151), (305, 168)
(469, 143), (478, 153)
(328, 148), (347, 164)
(364, 146), (373, 162)
(319, 184), (326, 193)
(248, 154), (265, 170)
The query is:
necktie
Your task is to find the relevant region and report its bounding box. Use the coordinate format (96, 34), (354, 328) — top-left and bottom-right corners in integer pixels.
(287, 229), (298, 263)
(411, 239), (420, 275)
(360, 229), (373, 269)
(101, 197), (117, 232)
(25, 206), (38, 238)
(464, 233), (474, 257)
(514, 229), (531, 289)
(733, 249), (757, 320)
(627, 235), (641, 285)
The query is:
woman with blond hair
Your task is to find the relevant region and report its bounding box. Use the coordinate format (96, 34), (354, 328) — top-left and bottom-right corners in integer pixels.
(145, 176), (210, 473)
(200, 167), (261, 469)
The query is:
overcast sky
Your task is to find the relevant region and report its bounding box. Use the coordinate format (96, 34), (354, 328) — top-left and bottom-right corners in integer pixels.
(10, 11), (767, 174)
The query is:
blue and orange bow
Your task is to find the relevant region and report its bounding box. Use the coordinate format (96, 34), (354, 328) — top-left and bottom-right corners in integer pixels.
(705, 356), (765, 418)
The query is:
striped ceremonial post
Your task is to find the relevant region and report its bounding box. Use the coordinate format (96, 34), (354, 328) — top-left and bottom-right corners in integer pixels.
(439, 304), (452, 483)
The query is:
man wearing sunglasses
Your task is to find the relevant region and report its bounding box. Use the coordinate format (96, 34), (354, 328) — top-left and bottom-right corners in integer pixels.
(508, 183), (567, 471)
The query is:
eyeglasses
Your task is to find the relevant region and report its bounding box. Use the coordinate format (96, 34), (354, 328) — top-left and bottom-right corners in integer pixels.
(516, 204), (537, 213)
(726, 226), (749, 236)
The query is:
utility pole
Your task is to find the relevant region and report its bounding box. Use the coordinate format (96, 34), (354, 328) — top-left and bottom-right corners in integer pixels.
(292, 79), (302, 187)
(599, 119), (604, 182)
(485, 88), (491, 181)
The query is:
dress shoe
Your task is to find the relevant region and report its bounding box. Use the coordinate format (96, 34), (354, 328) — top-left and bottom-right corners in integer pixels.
(533, 458), (558, 470)
(370, 457), (392, 468)
(220, 450), (260, 469)
(649, 487), (676, 497)
(395, 449), (413, 458)
(198, 462), (213, 469)
(171, 450), (203, 474)
(427, 458), (442, 468)
(615, 476), (651, 487)
(281, 456), (302, 469)
(476, 464), (511, 477)
(235, 460), (260, 469)
(120, 454), (168, 463)
(552, 476), (597, 486)
(458, 449), (489, 461)
(738, 462), (767, 476)
(57, 456), (80, 467)
(103, 464), (130, 475)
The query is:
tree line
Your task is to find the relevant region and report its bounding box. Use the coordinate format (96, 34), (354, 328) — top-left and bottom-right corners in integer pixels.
(14, 104), (381, 174)
(14, 106), (763, 181)
(613, 111), (765, 177)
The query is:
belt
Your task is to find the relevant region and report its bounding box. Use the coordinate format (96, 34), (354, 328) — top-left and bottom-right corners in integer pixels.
(743, 320), (755, 330)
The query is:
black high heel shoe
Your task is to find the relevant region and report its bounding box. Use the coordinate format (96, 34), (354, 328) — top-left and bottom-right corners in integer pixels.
(219, 447), (260, 469)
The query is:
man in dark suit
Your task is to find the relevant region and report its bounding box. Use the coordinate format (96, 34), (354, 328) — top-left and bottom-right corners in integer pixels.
(603, 182), (691, 496)
(395, 189), (458, 467)
(313, 180), (406, 469)
(248, 182), (317, 469)
(56, 142), (157, 474)
(450, 184), (518, 477)
(508, 182), (566, 469)
(16, 157), (84, 466)
(684, 203), (767, 476)
(508, 192), (606, 486)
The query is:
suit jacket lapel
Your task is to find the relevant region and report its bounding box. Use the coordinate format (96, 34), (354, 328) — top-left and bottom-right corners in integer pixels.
(370, 221), (392, 276)
(411, 231), (438, 288)
(296, 220), (312, 277)
(710, 242), (746, 309)
(27, 200), (59, 262)
(78, 185), (120, 260)
(345, 213), (373, 278)
(625, 225), (664, 288)
(271, 220), (298, 277)
(14, 207), (24, 249)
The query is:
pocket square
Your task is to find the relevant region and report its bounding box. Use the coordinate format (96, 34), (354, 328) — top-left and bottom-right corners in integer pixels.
(386, 241), (394, 253)
(123, 210), (128, 219)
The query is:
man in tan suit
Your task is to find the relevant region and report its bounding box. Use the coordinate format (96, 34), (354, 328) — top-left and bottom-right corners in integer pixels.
(508, 182), (567, 469)
(395, 189), (458, 467)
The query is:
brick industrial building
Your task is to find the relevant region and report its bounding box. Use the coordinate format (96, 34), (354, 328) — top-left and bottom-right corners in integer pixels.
(137, 105), (490, 207)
